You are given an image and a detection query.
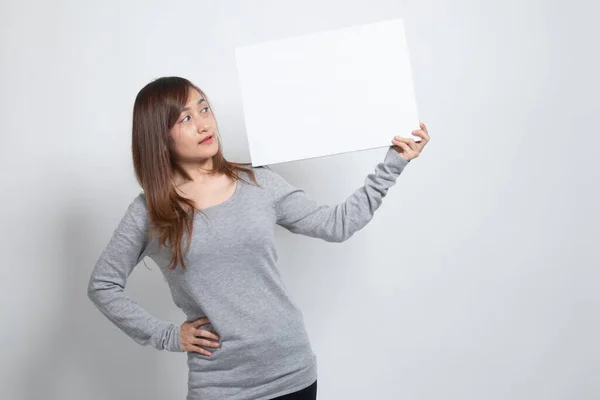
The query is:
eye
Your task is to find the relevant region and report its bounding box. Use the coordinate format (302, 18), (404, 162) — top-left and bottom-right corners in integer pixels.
(181, 115), (190, 123)
(201, 107), (210, 113)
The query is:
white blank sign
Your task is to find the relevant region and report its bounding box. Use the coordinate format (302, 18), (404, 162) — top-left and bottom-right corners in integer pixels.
(234, 18), (420, 166)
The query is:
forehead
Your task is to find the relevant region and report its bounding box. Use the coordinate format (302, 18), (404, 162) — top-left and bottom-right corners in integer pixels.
(185, 88), (204, 105)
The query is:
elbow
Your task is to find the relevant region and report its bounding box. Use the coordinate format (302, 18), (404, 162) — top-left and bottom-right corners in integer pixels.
(340, 232), (355, 243)
(331, 212), (365, 243)
(334, 220), (360, 243)
(327, 230), (355, 243)
(86, 275), (106, 305)
(87, 279), (98, 303)
(87, 275), (125, 305)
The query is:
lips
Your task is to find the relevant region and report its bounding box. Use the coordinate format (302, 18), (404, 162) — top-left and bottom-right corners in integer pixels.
(199, 134), (214, 144)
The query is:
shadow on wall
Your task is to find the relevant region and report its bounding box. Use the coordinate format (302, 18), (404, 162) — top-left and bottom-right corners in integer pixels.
(17, 193), (178, 400)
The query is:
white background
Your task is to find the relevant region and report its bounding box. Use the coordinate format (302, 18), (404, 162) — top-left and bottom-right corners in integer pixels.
(1, 0), (599, 399)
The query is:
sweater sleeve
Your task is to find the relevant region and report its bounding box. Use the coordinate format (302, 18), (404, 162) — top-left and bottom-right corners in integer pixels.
(87, 194), (182, 352)
(267, 147), (410, 242)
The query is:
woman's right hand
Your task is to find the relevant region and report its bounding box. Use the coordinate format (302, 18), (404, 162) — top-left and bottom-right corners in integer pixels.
(180, 317), (221, 356)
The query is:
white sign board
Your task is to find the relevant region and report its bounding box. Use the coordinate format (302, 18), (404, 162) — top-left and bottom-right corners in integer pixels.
(234, 18), (420, 166)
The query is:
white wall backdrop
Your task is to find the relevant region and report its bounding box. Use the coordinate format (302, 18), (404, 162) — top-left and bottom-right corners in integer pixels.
(1, 0), (599, 399)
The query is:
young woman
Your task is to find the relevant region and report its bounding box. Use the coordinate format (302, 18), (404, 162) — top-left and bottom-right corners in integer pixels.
(87, 76), (430, 400)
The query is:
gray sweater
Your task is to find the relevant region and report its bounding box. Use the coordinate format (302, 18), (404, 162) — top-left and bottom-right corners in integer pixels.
(87, 147), (409, 400)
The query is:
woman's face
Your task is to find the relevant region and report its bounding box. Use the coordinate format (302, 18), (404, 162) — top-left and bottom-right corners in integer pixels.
(169, 88), (219, 163)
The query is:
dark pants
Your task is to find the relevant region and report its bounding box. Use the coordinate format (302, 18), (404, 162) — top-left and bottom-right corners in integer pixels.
(270, 380), (317, 400)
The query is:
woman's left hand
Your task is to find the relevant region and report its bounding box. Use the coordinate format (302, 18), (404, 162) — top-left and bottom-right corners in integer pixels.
(392, 121), (430, 161)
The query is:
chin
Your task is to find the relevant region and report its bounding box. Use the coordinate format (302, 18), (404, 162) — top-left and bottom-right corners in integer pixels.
(202, 144), (220, 158)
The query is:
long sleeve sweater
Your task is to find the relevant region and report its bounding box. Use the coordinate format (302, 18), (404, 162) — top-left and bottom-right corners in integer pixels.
(87, 147), (409, 400)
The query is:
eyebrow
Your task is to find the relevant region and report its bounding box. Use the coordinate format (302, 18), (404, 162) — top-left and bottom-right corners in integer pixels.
(183, 98), (206, 111)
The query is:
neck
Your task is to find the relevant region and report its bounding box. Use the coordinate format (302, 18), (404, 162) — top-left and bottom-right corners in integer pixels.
(174, 157), (216, 185)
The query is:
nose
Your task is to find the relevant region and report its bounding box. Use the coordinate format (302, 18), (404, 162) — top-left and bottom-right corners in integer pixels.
(198, 124), (209, 133)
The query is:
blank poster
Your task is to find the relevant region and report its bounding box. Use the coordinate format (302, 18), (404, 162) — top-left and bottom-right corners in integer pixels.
(234, 18), (420, 166)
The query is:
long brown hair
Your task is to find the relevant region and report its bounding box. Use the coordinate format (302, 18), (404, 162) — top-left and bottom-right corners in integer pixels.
(131, 76), (258, 270)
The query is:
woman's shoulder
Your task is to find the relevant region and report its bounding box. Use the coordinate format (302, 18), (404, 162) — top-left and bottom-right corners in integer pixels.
(125, 192), (149, 222)
(238, 165), (298, 200)
(241, 164), (285, 187)
(130, 191), (147, 207)
(231, 165), (290, 201)
(248, 164), (273, 177)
